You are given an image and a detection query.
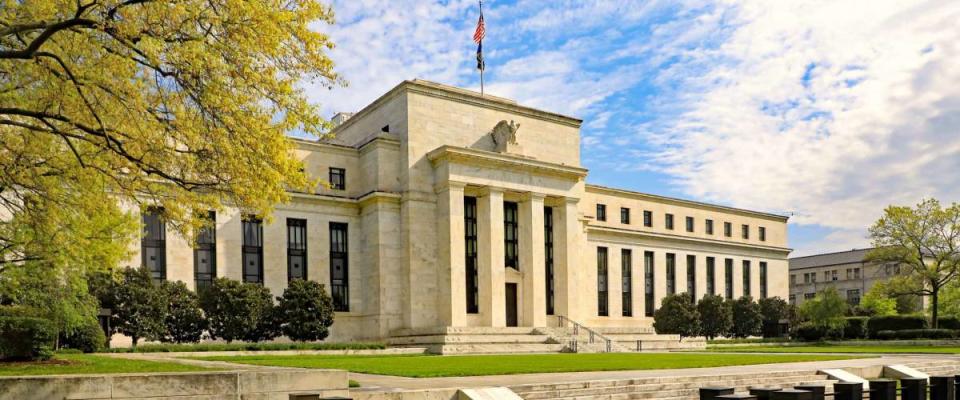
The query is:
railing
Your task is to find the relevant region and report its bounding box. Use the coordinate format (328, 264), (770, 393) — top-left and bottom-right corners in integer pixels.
(556, 315), (615, 352)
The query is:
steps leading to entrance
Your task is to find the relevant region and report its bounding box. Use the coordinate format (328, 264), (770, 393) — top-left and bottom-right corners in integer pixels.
(388, 327), (565, 354)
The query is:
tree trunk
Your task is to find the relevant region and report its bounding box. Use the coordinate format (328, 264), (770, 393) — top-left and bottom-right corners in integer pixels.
(931, 288), (939, 329)
(132, 335), (139, 349)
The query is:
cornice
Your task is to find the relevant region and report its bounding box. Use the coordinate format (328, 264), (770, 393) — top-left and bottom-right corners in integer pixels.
(291, 137), (359, 157)
(587, 225), (793, 256)
(427, 145), (588, 181)
(586, 184), (790, 222)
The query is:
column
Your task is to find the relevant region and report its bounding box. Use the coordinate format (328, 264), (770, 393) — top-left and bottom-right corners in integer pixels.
(654, 251), (667, 310)
(436, 182), (466, 326)
(520, 193), (546, 327)
(478, 188), (505, 327)
(554, 197), (581, 320)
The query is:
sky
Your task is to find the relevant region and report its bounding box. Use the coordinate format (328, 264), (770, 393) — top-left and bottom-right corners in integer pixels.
(303, 0), (960, 257)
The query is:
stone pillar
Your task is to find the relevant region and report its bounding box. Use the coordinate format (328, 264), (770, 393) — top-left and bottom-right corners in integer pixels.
(519, 193), (546, 327)
(478, 188), (505, 327)
(436, 182), (466, 326)
(554, 197), (581, 320)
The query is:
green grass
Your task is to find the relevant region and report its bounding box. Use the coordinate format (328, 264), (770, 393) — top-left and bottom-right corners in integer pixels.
(707, 345), (960, 354)
(192, 352), (864, 378)
(100, 341), (385, 353)
(0, 354), (215, 376)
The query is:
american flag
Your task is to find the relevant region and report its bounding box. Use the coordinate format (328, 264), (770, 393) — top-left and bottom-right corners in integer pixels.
(474, 11), (485, 71)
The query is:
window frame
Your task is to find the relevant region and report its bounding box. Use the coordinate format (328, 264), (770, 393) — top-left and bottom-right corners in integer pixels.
(665, 213), (675, 230)
(705, 219), (714, 235)
(504, 201), (519, 269)
(241, 217), (264, 284)
(644, 251), (655, 317)
(666, 253), (676, 295)
(141, 207), (167, 283)
(329, 167), (346, 190)
(724, 222), (732, 237)
(193, 211), (216, 290)
(643, 210), (652, 227)
(620, 207), (630, 224)
(286, 218), (308, 282)
(465, 197), (479, 314)
(622, 249), (632, 317)
(329, 222), (349, 312)
(685, 216), (694, 233)
(596, 204), (607, 222)
(742, 260), (752, 297)
(597, 247), (609, 317)
(686, 254), (696, 300)
(544, 206), (554, 315)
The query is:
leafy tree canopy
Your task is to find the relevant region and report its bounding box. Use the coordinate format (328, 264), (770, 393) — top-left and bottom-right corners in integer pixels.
(859, 282), (897, 317)
(276, 279), (334, 342)
(697, 294), (731, 340)
(112, 267), (166, 347)
(653, 293), (700, 340)
(798, 287), (847, 333)
(727, 296), (762, 338)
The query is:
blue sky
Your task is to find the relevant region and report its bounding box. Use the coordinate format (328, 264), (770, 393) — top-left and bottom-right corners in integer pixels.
(304, 0), (960, 256)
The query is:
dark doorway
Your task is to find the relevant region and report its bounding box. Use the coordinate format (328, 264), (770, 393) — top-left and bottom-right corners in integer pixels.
(505, 283), (518, 327)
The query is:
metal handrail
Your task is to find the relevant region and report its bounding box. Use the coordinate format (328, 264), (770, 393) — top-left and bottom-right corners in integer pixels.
(556, 315), (615, 352)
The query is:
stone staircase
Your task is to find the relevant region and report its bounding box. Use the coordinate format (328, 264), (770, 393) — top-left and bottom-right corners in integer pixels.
(910, 359), (960, 376)
(387, 327), (565, 354)
(536, 316), (706, 353)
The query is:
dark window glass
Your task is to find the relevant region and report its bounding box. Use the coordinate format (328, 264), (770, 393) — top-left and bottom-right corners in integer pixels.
(329, 167), (345, 190)
(725, 258), (734, 299)
(760, 261), (768, 299)
(287, 219), (307, 282)
(330, 222), (349, 311)
(743, 260), (752, 297)
(643, 210), (652, 227)
(620, 208), (630, 224)
(622, 249), (632, 317)
(706, 257), (716, 296)
(194, 211), (216, 290)
(242, 217), (264, 284)
(504, 202), (519, 269)
(742, 224), (750, 239)
(644, 251), (655, 316)
(544, 206), (555, 315)
(706, 219), (714, 235)
(685, 216), (694, 233)
(666, 253), (676, 295)
(596, 204), (607, 221)
(686, 255), (696, 300)
(142, 207), (166, 283)
(597, 247), (608, 316)
(759, 227), (766, 242)
(465, 197), (479, 314)
(724, 222), (732, 237)
(665, 214), (674, 230)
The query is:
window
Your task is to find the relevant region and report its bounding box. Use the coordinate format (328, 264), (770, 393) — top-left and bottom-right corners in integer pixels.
(685, 216), (694, 233)
(643, 210), (652, 227)
(644, 251), (655, 316)
(666, 253), (676, 295)
(665, 214), (675, 230)
(846, 268), (853, 280)
(854, 268), (861, 279)
(686, 255), (696, 300)
(465, 197), (479, 314)
(789, 294), (796, 305)
(242, 217), (264, 284)
(743, 260), (752, 297)
(847, 289), (861, 306)
(621, 207), (630, 224)
(329, 167), (345, 190)
(831, 270), (838, 281)
(706, 257), (716, 296)
(622, 249), (632, 317)
(330, 222), (349, 311)
(811, 272), (817, 283)
(141, 207), (166, 282)
(804, 293), (816, 300)
(759, 227), (766, 242)
(705, 219), (714, 235)
(724, 258), (734, 299)
(724, 222), (732, 237)
(803, 273), (811, 284)
(742, 224), (750, 239)
(287, 219), (307, 282)
(759, 261), (768, 299)
(597, 247), (608, 317)
(544, 206), (554, 315)
(504, 202), (519, 269)
(194, 211), (216, 290)
(790, 274), (797, 286)
(824, 271), (830, 281)
(596, 204), (607, 221)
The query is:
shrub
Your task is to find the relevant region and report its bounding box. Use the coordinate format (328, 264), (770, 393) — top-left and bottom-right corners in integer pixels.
(697, 294), (732, 340)
(101, 341), (386, 353)
(0, 316), (56, 360)
(653, 293), (700, 340)
(843, 317), (868, 339)
(867, 315), (928, 338)
(875, 329), (957, 340)
(200, 278), (278, 343)
(112, 267), (167, 347)
(799, 287), (848, 334)
(276, 279), (335, 342)
(727, 296), (762, 338)
(792, 322), (829, 342)
(937, 316), (960, 330)
(758, 297), (791, 338)
(160, 280), (207, 343)
(61, 318), (106, 353)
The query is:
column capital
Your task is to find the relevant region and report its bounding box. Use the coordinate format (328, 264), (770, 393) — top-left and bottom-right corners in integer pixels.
(520, 192), (547, 202)
(434, 181), (467, 194)
(477, 186), (505, 197)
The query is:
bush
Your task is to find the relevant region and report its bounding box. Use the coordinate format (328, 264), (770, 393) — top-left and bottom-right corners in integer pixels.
(697, 295), (732, 340)
(875, 329), (958, 340)
(653, 293), (700, 340)
(937, 317), (960, 330)
(113, 267), (167, 347)
(160, 280), (207, 343)
(276, 279), (335, 342)
(792, 322), (829, 342)
(61, 318), (106, 353)
(843, 317), (868, 339)
(101, 341), (385, 353)
(727, 296), (762, 338)
(0, 316), (56, 360)
(758, 297), (791, 338)
(867, 315), (928, 338)
(201, 278), (278, 343)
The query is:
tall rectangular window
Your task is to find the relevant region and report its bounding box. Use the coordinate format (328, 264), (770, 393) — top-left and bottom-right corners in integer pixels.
(724, 258), (734, 299)
(706, 257), (716, 296)
(724, 222), (732, 237)
(194, 211), (216, 290)
(596, 204), (607, 221)
(644, 251), (655, 317)
(686, 255), (696, 300)
(759, 261), (768, 299)
(242, 217), (263, 284)
(504, 201), (519, 269)
(743, 260), (752, 297)
(597, 247), (608, 317)
(622, 249), (632, 317)
(665, 214), (675, 230)
(142, 207), (166, 282)
(759, 226), (766, 242)
(330, 222), (349, 311)
(544, 206), (554, 315)
(706, 219), (714, 235)
(465, 197), (479, 314)
(620, 207), (630, 224)
(329, 167), (345, 190)
(643, 210), (652, 227)
(666, 253), (676, 295)
(742, 224), (750, 239)
(287, 218), (307, 282)
(685, 216), (694, 233)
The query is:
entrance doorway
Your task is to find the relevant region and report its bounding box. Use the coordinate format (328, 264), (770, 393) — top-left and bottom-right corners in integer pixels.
(505, 283), (518, 327)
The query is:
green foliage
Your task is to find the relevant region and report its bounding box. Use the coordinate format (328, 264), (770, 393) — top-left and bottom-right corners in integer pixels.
(939, 282), (960, 319)
(653, 293), (700, 340)
(61, 318), (105, 353)
(758, 297), (792, 338)
(843, 317), (869, 339)
(200, 278), (277, 343)
(697, 294), (732, 340)
(792, 322), (830, 342)
(798, 287), (848, 333)
(0, 316), (56, 360)
(112, 267), (166, 347)
(102, 341), (385, 353)
(727, 296), (762, 338)
(276, 279), (335, 342)
(937, 317), (960, 330)
(866, 315), (928, 338)
(875, 329), (957, 340)
(859, 283), (897, 316)
(159, 281), (207, 343)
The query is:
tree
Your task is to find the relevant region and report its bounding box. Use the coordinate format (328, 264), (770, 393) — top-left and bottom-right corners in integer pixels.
(200, 278), (276, 343)
(159, 280), (206, 343)
(727, 296), (762, 338)
(758, 297), (791, 338)
(859, 283), (897, 317)
(653, 293), (700, 341)
(697, 294), (732, 340)
(276, 279), (335, 342)
(938, 281), (960, 319)
(798, 287), (848, 336)
(112, 267), (165, 347)
(868, 199), (960, 328)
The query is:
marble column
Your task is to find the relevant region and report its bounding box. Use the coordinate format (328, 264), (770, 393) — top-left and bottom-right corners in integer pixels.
(554, 197), (581, 321)
(436, 182), (466, 326)
(477, 187), (505, 327)
(519, 193), (546, 327)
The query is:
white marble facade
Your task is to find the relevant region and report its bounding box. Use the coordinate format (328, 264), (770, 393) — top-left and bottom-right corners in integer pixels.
(124, 80), (791, 341)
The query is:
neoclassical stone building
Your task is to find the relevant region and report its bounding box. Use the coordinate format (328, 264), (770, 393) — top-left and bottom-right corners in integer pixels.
(126, 80), (791, 346)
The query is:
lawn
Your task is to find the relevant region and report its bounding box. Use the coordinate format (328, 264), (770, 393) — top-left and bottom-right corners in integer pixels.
(193, 352), (863, 378)
(707, 345), (960, 354)
(0, 354), (215, 376)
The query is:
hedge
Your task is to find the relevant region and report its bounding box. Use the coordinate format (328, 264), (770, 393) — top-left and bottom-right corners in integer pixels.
(867, 315), (927, 338)
(937, 317), (960, 330)
(62, 319), (106, 353)
(843, 317), (868, 339)
(101, 341), (386, 353)
(0, 316), (56, 360)
(875, 329), (958, 340)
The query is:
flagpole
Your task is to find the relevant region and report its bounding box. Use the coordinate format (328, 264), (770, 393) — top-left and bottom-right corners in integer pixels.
(479, 0), (484, 96)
